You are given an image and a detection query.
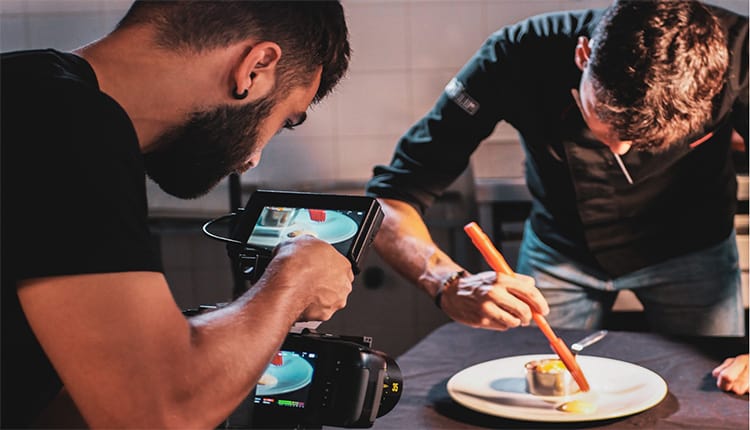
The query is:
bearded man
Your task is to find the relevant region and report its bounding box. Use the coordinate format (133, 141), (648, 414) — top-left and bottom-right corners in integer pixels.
(1, 1), (352, 427)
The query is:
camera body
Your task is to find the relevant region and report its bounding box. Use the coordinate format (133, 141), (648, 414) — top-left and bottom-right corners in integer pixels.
(244, 331), (402, 429)
(211, 191), (400, 428)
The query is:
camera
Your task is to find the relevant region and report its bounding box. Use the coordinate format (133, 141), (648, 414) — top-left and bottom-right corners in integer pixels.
(241, 330), (402, 429)
(202, 191), (401, 429)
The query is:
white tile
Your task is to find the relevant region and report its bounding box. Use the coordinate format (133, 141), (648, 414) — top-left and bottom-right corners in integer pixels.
(410, 69), (454, 121)
(409, 1), (486, 70)
(335, 70), (412, 136)
(735, 214), (748, 232)
(612, 289), (644, 312)
(337, 134), (402, 183)
(240, 135), (338, 188)
(489, 120), (519, 141)
(293, 95), (337, 138)
(345, 1), (408, 72)
(560, 0), (612, 11)
(28, 12), (105, 50)
(25, 0), (101, 14)
(471, 140), (525, 178)
(342, 0), (405, 5)
(738, 234), (748, 271)
(99, 0), (132, 12)
(1, 15), (28, 51)
(0, 0), (27, 14)
(688, 0), (749, 15)
(486, 1), (564, 34)
(102, 5), (129, 32)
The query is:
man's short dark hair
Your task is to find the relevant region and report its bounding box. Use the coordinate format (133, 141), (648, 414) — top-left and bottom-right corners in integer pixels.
(117, 0), (350, 103)
(588, 0), (728, 151)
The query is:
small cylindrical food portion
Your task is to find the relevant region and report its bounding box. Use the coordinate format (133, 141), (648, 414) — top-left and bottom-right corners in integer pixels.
(525, 358), (579, 396)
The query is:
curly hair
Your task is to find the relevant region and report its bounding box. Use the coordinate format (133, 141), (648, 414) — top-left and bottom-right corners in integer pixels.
(116, 0), (350, 104)
(588, 0), (728, 152)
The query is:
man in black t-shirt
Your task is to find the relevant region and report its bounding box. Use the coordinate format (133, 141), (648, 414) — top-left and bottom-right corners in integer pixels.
(366, 1), (748, 394)
(1, 2), (353, 427)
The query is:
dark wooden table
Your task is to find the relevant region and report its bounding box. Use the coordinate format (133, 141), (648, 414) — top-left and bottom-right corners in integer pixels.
(370, 323), (748, 429)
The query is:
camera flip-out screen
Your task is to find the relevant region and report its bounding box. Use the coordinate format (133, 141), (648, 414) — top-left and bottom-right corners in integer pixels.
(248, 333), (403, 428)
(229, 190), (383, 278)
(255, 349), (317, 411)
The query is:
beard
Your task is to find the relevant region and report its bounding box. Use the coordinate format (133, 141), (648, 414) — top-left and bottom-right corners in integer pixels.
(144, 96), (275, 199)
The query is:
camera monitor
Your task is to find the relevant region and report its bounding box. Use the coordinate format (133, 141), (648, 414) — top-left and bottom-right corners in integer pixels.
(228, 190), (383, 281)
(255, 349), (317, 411)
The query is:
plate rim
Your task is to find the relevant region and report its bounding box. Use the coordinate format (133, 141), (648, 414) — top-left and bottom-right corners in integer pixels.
(446, 354), (668, 423)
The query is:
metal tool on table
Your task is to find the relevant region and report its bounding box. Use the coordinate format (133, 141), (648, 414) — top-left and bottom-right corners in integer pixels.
(571, 330), (608, 356)
(463, 221), (591, 392)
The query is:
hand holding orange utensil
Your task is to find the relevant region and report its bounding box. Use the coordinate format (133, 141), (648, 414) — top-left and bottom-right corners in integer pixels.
(463, 221), (590, 392)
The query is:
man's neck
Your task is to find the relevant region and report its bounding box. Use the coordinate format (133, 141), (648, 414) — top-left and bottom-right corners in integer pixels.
(74, 26), (238, 152)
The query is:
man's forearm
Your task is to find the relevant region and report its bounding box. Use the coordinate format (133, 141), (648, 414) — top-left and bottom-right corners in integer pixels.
(374, 198), (465, 297)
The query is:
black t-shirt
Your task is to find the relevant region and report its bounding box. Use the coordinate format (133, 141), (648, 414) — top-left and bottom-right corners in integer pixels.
(366, 6), (749, 277)
(1, 49), (163, 428)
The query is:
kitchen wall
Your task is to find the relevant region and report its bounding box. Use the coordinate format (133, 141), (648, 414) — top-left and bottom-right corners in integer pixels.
(3, 0), (748, 354)
(4, 0), (745, 216)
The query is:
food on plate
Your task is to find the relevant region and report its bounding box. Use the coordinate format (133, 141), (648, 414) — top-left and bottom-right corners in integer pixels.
(308, 209), (327, 222)
(557, 399), (597, 414)
(258, 372), (278, 387)
(287, 229), (318, 238)
(525, 358), (580, 396)
(260, 207), (296, 227)
(271, 352), (284, 366)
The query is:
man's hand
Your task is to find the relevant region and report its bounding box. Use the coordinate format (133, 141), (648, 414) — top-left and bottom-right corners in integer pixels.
(439, 271), (549, 331)
(712, 354), (749, 395)
(265, 235), (354, 321)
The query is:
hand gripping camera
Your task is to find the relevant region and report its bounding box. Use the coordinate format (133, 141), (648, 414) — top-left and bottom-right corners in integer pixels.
(203, 191), (402, 429)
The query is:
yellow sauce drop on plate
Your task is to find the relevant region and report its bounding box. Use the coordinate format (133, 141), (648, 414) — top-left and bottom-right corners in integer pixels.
(557, 399), (597, 414)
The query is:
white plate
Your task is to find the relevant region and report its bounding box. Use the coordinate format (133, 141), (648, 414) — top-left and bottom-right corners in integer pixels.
(447, 354), (667, 423)
(248, 210), (358, 249)
(256, 352), (314, 396)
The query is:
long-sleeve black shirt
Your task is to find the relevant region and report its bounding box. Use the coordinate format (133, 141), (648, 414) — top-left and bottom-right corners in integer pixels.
(366, 6), (749, 277)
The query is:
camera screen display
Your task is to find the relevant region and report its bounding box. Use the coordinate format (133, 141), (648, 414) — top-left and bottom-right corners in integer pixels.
(254, 350), (317, 410)
(229, 191), (383, 275)
(247, 206), (367, 256)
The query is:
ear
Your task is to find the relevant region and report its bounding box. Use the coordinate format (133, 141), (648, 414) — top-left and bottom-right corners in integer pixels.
(574, 36), (591, 72)
(231, 41), (282, 101)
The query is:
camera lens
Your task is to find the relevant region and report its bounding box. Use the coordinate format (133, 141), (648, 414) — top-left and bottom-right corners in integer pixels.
(377, 354), (403, 417)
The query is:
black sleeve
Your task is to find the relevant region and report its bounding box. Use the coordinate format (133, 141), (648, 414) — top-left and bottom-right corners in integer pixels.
(363, 9), (598, 213)
(365, 28), (525, 213)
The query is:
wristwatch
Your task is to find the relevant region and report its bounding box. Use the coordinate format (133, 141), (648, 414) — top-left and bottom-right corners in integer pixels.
(434, 270), (466, 309)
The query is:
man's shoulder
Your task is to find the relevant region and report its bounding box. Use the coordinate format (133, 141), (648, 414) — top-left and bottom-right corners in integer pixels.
(488, 8), (606, 44)
(2, 49), (134, 142)
(3, 49), (104, 108)
(2, 49), (95, 85)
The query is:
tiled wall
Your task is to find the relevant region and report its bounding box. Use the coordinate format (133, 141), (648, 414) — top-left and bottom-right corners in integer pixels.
(5, 0), (744, 214)
(4, 0), (747, 353)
